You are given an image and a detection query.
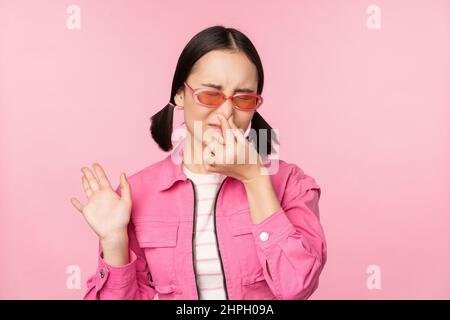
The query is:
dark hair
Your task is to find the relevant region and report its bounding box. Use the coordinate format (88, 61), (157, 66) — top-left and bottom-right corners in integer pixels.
(150, 25), (278, 156)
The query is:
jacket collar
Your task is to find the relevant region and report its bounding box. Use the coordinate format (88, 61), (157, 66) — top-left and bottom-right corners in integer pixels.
(158, 146), (189, 191)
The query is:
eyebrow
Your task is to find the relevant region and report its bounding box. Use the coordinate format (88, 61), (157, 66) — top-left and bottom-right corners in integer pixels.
(200, 83), (256, 93)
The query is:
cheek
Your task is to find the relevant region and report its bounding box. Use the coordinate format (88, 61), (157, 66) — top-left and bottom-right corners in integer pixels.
(184, 103), (208, 123)
(184, 105), (213, 139)
(234, 112), (254, 131)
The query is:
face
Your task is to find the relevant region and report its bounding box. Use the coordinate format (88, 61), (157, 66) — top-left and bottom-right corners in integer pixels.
(174, 49), (259, 151)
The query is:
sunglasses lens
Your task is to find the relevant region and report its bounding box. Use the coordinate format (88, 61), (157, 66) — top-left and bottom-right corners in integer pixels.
(197, 91), (223, 106)
(234, 95), (261, 110)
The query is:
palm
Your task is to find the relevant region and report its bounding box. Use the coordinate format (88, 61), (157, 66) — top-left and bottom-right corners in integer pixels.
(70, 163), (132, 240)
(82, 187), (131, 239)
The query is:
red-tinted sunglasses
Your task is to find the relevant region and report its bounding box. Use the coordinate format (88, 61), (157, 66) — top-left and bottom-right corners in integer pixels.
(184, 81), (263, 111)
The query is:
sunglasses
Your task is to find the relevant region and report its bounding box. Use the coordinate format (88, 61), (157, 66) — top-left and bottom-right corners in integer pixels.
(184, 81), (263, 111)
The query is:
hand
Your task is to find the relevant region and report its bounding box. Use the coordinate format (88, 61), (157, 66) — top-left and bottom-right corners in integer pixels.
(203, 113), (265, 185)
(70, 163), (132, 242)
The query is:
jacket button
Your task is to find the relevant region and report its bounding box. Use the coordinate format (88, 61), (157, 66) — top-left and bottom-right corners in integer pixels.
(99, 269), (105, 278)
(259, 232), (269, 241)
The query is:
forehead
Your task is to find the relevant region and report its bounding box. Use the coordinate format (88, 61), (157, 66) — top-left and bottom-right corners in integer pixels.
(189, 49), (258, 89)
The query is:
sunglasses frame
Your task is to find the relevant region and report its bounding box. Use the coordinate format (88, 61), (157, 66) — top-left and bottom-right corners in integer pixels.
(183, 81), (263, 111)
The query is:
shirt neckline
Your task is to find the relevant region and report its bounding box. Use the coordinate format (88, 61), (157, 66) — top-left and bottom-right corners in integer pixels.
(182, 164), (225, 182)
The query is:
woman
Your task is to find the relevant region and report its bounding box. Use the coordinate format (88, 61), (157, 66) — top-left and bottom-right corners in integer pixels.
(70, 25), (327, 300)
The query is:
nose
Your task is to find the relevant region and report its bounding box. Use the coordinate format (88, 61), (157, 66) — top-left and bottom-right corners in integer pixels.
(215, 97), (234, 120)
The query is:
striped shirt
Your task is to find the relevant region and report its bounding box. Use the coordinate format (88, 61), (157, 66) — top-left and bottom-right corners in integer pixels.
(182, 164), (227, 300)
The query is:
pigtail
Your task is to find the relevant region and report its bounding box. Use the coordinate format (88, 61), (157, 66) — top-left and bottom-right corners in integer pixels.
(150, 102), (176, 152)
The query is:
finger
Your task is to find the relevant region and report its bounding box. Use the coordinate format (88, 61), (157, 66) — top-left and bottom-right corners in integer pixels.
(205, 136), (228, 164)
(92, 163), (113, 189)
(227, 115), (246, 144)
(205, 134), (224, 154)
(82, 176), (93, 198)
(81, 167), (100, 191)
(217, 113), (234, 144)
(70, 197), (84, 214)
(218, 115), (238, 151)
(119, 173), (132, 203)
(203, 145), (216, 165)
(204, 125), (225, 145)
(204, 134), (216, 151)
(210, 131), (224, 145)
(204, 153), (219, 170)
(205, 147), (215, 162)
(217, 133), (224, 144)
(204, 163), (218, 173)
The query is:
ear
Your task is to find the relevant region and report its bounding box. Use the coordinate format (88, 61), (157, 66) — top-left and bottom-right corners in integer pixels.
(174, 88), (185, 108)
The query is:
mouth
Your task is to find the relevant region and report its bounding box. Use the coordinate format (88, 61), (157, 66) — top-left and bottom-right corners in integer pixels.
(207, 124), (222, 132)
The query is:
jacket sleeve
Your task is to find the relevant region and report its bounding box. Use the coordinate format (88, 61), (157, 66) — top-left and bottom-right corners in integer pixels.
(83, 185), (157, 300)
(250, 165), (327, 300)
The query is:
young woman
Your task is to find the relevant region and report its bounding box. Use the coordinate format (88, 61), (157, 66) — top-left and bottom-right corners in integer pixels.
(71, 25), (327, 300)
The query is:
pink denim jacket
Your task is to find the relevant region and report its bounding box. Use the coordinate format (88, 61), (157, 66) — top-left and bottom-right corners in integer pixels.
(83, 153), (327, 300)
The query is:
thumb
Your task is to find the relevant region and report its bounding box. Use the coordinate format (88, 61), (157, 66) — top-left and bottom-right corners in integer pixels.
(120, 173), (131, 202)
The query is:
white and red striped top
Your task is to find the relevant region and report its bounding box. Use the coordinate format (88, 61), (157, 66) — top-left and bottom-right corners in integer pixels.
(182, 164), (227, 300)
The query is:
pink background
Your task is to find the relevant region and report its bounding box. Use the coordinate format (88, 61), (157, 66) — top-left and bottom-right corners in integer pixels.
(0, 0), (449, 299)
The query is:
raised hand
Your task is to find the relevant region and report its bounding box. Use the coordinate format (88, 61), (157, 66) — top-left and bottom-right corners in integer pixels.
(70, 163), (132, 243)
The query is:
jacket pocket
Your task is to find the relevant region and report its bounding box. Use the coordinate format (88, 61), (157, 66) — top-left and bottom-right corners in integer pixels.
(241, 268), (276, 300)
(152, 283), (180, 299)
(242, 269), (266, 285)
(134, 220), (181, 296)
(134, 220), (179, 247)
(228, 210), (267, 286)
